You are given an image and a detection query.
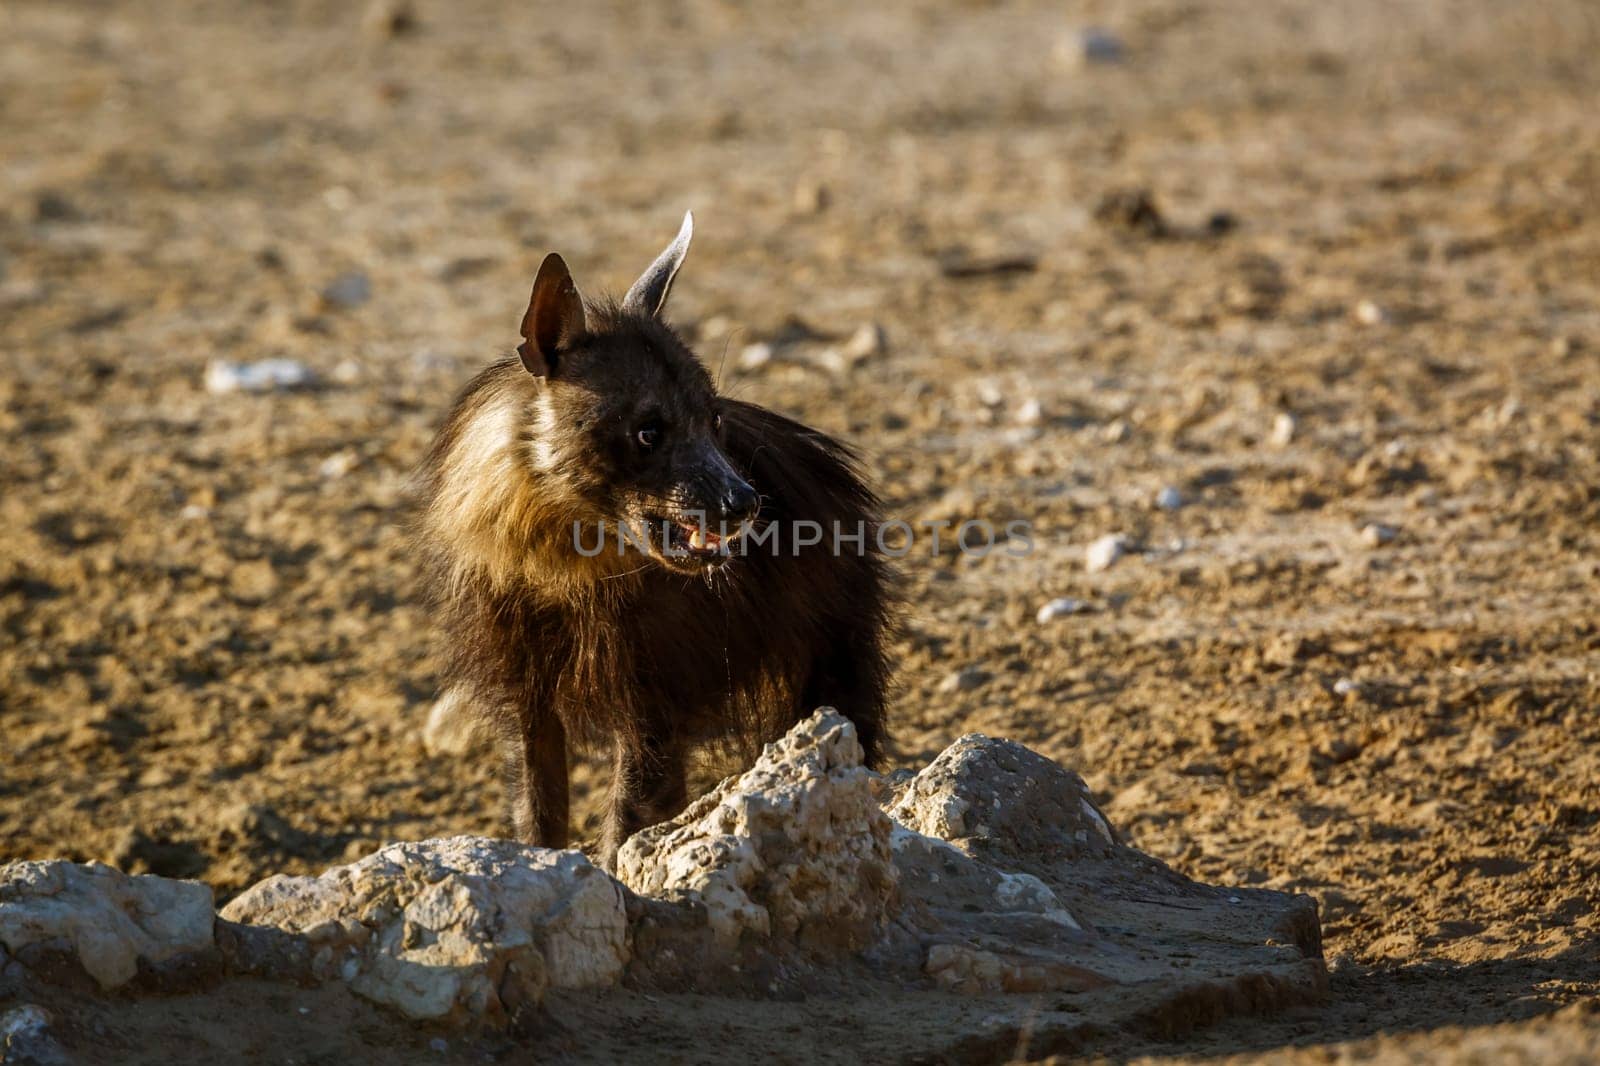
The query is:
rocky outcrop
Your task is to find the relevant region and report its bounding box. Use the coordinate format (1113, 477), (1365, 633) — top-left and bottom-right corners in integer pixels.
(616, 710), (897, 953)
(0, 709), (1325, 1051)
(886, 732), (1119, 862)
(218, 839), (627, 1024)
(0, 860), (213, 990)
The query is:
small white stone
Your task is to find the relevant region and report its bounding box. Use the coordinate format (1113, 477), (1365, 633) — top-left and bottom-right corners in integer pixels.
(1353, 300), (1387, 326)
(1101, 419), (1130, 443)
(1154, 486), (1183, 511)
(1085, 534), (1129, 574)
(698, 315), (736, 342)
(975, 379), (1004, 407)
(179, 504), (211, 521)
(843, 323), (886, 360)
(205, 358), (315, 395)
(1014, 398), (1043, 426)
(1269, 412), (1296, 447)
(1495, 396), (1521, 427)
(813, 347), (851, 375)
(1036, 598), (1087, 623)
(1360, 523), (1398, 548)
(737, 342), (773, 370)
(1332, 678), (1360, 696)
(939, 667), (989, 694)
(319, 452), (357, 479)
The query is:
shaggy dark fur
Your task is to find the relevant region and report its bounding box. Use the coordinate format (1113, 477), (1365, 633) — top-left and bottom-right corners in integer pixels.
(412, 215), (895, 867)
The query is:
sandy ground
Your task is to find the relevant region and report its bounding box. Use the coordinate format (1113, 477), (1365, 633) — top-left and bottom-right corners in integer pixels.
(3, 0), (1599, 1060)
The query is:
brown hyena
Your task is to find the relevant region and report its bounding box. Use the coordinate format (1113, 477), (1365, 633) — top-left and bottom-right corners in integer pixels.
(412, 213), (895, 868)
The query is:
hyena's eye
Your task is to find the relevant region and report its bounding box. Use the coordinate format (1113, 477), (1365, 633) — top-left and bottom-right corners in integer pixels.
(635, 420), (663, 451)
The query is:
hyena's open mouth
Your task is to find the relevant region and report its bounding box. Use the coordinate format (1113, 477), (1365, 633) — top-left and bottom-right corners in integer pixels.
(643, 514), (744, 565)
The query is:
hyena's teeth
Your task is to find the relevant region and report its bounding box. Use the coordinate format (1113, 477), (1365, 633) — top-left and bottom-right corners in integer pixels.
(689, 527), (707, 550)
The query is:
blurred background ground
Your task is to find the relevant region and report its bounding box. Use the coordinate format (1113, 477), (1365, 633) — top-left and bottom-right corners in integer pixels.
(2, 0), (1598, 1060)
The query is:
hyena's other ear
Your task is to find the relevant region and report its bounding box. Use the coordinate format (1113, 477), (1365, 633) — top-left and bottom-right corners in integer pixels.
(519, 253), (587, 376)
(622, 210), (693, 318)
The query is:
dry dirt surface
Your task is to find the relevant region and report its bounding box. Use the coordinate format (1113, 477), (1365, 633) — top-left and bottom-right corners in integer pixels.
(3, 0), (1599, 1061)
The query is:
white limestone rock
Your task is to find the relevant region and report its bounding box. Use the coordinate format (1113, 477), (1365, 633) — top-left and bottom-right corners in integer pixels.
(0, 861), (214, 990)
(887, 733), (1118, 863)
(221, 838), (627, 1023)
(616, 709), (898, 953)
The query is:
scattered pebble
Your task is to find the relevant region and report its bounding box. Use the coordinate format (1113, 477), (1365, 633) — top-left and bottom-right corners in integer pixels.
(938, 667), (990, 694)
(1269, 411), (1297, 447)
(975, 379), (1004, 407)
(1101, 419), (1131, 443)
(738, 342), (773, 370)
(362, 0), (417, 38)
(1154, 486), (1183, 511)
(1360, 523), (1399, 548)
(1493, 396), (1520, 428)
(793, 180), (830, 214)
(1093, 187), (1167, 238)
(1036, 598), (1088, 623)
(1332, 678), (1360, 696)
(204, 359), (315, 395)
(813, 347), (851, 375)
(1353, 299), (1387, 326)
(1055, 27), (1126, 69)
(1014, 398), (1043, 426)
(429, 1037), (449, 1054)
(1207, 210), (1240, 235)
(331, 358), (363, 385)
(1085, 534), (1129, 574)
(319, 452), (358, 479)
(321, 185), (355, 212)
(0, 278), (48, 309)
(320, 271), (372, 310)
(843, 322), (887, 360)
(179, 504), (210, 522)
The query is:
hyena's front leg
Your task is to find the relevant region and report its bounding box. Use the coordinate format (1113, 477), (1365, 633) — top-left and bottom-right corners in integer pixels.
(499, 700), (570, 849)
(599, 730), (687, 871)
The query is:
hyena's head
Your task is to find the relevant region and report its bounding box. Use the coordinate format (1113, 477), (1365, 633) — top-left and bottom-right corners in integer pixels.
(517, 212), (759, 574)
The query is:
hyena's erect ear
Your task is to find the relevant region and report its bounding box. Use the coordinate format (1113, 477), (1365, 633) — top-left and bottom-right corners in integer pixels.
(518, 253), (587, 377)
(622, 210), (693, 318)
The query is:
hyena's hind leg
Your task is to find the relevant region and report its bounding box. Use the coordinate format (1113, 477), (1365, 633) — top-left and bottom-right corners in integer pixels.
(599, 729), (688, 871)
(798, 616), (891, 769)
